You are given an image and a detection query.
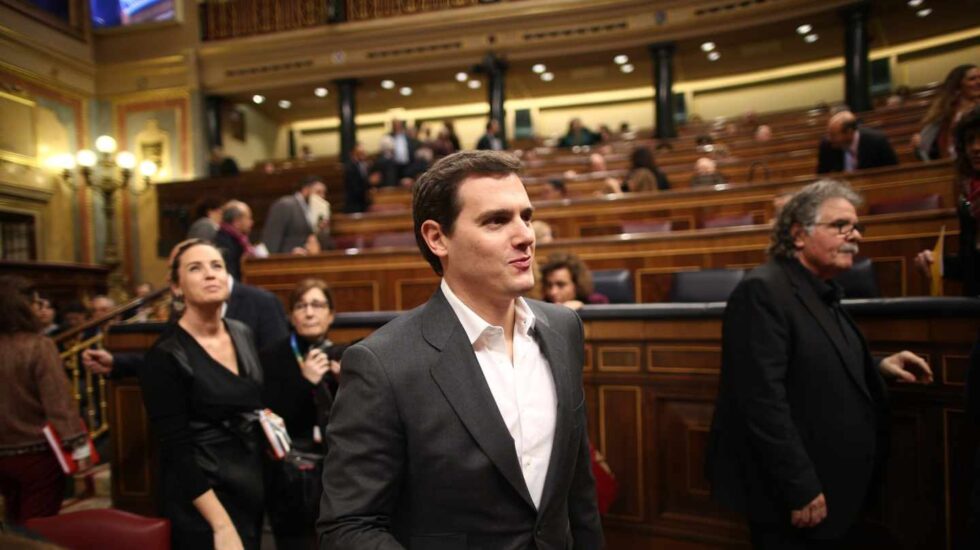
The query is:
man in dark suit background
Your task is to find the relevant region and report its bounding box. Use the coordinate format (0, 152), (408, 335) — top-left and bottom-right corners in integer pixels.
(262, 175), (328, 254)
(705, 179), (932, 548)
(214, 200), (255, 281)
(318, 151), (603, 549)
(476, 119), (503, 151)
(342, 142), (372, 213)
(816, 111), (899, 174)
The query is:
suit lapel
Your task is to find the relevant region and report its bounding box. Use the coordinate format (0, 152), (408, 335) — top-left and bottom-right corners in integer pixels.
(782, 262), (871, 401)
(423, 291), (536, 509)
(529, 305), (576, 515)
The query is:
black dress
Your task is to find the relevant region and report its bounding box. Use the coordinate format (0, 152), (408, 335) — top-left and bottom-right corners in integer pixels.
(139, 320), (265, 550)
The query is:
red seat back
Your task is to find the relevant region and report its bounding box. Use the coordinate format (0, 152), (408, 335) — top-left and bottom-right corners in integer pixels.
(24, 509), (170, 550)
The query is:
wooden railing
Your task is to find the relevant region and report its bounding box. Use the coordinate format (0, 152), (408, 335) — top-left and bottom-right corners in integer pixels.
(54, 288), (170, 439)
(200, 0), (332, 41)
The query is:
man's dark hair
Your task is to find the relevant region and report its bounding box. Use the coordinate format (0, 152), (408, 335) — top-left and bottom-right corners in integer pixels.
(955, 105), (980, 180)
(412, 151), (523, 275)
(297, 175), (324, 192)
(193, 196), (224, 220)
(546, 178), (567, 196)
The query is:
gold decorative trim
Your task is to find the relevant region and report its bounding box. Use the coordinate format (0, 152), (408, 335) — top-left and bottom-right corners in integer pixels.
(597, 345), (642, 372)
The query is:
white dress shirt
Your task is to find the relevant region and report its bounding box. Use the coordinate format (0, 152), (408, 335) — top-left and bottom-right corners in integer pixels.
(441, 280), (557, 509)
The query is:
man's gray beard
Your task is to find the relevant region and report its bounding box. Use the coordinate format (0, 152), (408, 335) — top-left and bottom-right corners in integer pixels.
(839, 243), (860, 254)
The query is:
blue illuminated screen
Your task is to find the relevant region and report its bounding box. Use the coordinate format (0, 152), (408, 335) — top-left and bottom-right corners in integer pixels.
(90, 0), (175, 28)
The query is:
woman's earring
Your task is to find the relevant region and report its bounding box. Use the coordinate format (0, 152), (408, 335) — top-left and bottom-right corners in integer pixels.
(172, 292), (185, 313)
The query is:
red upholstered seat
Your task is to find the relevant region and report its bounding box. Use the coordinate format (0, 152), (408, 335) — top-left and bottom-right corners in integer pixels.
(24, 509), (170, 550)
(702, 213), (755, 228)
(620, 220), (672, 234)
(867, 193), (941, 215)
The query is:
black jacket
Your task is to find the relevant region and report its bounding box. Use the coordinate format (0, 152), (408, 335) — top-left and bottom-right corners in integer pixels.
(226, 281), (290, 354)
(816, 127), (899, 174)
(706, 258), (888, 539)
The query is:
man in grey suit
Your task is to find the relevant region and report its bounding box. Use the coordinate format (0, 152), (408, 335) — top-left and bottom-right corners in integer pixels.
(318, 151), (603, 549)
(262, 176), (327, 255)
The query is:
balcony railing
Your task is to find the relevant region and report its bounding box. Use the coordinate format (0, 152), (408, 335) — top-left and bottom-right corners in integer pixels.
(201, 0), (332, 41)
(345, 0), (481, 22)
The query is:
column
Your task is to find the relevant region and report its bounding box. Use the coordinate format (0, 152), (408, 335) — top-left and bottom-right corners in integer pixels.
(336, 78), (358, 163)
(649, 43), (677, 139)
(842, 2), (872, 113)
(481, 53), (508, 149)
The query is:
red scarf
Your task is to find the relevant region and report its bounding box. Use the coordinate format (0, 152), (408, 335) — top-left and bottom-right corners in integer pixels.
(220, 222), (255, 257)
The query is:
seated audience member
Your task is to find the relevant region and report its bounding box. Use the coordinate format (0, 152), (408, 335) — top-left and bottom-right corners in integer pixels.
(444, 120), (461, 152)
(215, 200), (257, 281)
(343, 143), (372, 213)
(476, 119), (503, 151)
(616, 146), (670, 193)
(59, 301), (88, 334)
(31, 290), (58, 336)
(816, 110), (899, 173)
(754, 124), (773, 142)
(260, 278), (343, 549)
(90, 294), (116, 321)
(300, 144), (315, 161)
(541, 252), (610, 310)
(262, 176), (329, 255)
(915, 105), (980, 297)
(431, 128), (456, 157)
(589, 152), (608, 172)
(619, 122), (637, 140)
(371, 136), (399, 188)
(690, 157), (727, 187)
(124, 282), (158, 322)
(597, 124), (614, 143)
(0, 276), (91, 524)
(915, 64), (979, 160)
(532, 220), (555, 244)
(541, 178), (567, 201)
(187, 196), (224, 241)
(886, 85), (912, 108)
(207, 146), (239, 177)
(559, 118), (599, 148)
(403, 146), (434, 184)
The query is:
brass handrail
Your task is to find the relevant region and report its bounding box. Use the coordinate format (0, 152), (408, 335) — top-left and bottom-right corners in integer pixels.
(56, 287), (170, 439)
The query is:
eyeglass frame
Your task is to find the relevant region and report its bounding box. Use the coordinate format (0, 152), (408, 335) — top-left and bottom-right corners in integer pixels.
(810, 219), (866, 236)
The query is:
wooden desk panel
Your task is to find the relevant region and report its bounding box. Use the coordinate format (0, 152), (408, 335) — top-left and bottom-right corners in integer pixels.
(245, 208), (960, 312)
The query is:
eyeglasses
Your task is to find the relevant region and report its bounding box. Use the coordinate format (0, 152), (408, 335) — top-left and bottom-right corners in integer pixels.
(813, 220), (865, 236)
(293, 301), (330, 311)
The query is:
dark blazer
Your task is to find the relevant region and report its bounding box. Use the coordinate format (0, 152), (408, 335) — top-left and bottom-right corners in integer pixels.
(705, 258), (888, 539)
(343, 161), (371, 213)
(226, 281), (289, 354)
(214, 229), (245, 281)
(318, 290), (603, 550)
(476, 133), (502, 151)
(262, 195), (313, 254)
(816, 127), (899, 174)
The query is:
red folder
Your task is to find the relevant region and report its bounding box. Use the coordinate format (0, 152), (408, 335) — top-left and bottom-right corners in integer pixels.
(41, 421), (100, 474)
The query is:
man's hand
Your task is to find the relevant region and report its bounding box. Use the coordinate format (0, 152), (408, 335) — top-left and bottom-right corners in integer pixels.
(791, 493), (827, 528)
(913, 249), (934, 278)
(81, 349), (114, 375)
(879, 350), (933, 383)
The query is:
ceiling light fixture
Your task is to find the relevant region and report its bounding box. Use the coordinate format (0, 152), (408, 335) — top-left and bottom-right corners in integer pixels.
(278, 100), (291, 109)
(707, 51), (721, 62)
(916, 7), (932, 16)
(804, 33), (819, 43)
(381, 80), (395, 89)
(541, 72), (554, 82)
(701, 41), (716, 52)
(467, 80), (481, 89)
(252, 94), (265, 104)
(314, 87), (328, 97)
(532, 63), (547, 74)
(614, 54), (629, 65)
(620, 63), (635, 74)
(907, 0), (923, 6)
(796, 24), (813, 35)
(399, 86), (413, 96)
(455, 72), (468, 82)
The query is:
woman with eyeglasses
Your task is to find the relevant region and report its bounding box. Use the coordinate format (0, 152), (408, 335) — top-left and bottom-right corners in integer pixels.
(138, 239), (265, 550)
(260, 278), (342, 549)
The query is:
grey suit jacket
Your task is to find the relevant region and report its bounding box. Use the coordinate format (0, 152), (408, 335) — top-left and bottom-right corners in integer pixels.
(262, 194), (312, 254)
(318, 289), (603, 550)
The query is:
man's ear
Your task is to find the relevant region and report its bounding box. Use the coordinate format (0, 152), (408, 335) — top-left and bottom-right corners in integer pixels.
(420, 220), (449, 260)
(791, 223), (807, 250)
